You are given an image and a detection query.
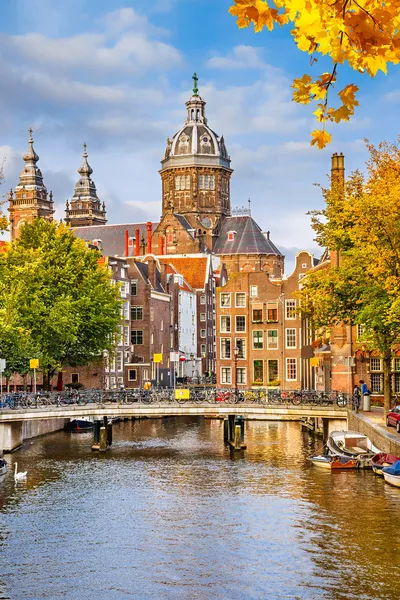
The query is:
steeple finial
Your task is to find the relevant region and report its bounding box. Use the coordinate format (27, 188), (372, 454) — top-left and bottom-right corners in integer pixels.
(78, 142), (93, 178)
(28, 127), (33, 144)
(192, 72), (198, 96)
(248, 198), (251, 216)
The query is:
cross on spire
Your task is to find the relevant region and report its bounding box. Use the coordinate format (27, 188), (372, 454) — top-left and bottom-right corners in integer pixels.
(192, 72), (198, 96)
(28, 127), (33, 143)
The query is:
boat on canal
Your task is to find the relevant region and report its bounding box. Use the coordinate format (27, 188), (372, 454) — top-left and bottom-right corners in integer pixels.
(0, 458), (8, 480)
(382, 460), (400, 487)
(326, 431), (381, 469)
(67, 418), (94, 432)
(310, 454), (359, 469)
(371, 452), (400, 476)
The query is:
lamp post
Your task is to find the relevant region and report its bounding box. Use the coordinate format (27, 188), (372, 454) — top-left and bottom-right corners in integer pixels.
(233, 345), (239, 399)
(102, 350), (109, 391)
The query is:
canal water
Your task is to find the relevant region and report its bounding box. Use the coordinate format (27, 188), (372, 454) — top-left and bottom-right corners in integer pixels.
(0, 417), (399, 600)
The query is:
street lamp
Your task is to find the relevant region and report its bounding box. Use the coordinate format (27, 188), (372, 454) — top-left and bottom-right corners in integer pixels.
(102, 350), (109, 391)
(233, 345), (239, 399)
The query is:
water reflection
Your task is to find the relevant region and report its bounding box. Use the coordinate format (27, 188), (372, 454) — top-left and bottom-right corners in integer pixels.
(0, 417), (399, 600)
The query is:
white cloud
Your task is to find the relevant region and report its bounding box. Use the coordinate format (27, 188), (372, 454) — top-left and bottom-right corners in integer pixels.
(207, 45), (265, 70)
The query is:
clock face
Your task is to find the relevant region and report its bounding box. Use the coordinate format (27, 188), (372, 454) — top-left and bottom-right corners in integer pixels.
(200, 216), (212, 228)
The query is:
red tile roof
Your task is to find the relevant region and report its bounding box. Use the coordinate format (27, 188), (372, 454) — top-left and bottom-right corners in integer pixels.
(161, 257), (208, 289)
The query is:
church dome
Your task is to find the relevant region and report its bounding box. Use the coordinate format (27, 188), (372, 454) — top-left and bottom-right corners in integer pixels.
(162, 75), (230, 168)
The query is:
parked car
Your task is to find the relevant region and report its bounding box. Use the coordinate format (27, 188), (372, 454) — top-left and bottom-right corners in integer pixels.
(386, 406), (400, 432)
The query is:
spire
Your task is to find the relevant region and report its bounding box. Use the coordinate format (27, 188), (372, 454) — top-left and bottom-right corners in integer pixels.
(78, 143), (93, 178)
(192, 72), (199, 96)
(17, 127), (46, 190)
(23, 127), (40, 167)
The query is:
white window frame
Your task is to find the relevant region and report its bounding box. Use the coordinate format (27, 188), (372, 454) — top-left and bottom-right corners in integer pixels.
(267, 330), (278, 349)
(235, 292), (246, 308)
(356, 324), (365, 340)
(267, 359), (279, 383)
(370, 357), (382, 372)
(200, 329), (206, 338)
(250, 286), (258, 297)
(220, 315), (231, 333)
(235, 338), (246, 360)
(285, 328), (297, 349)
(200, 313), (206, 321)
(220, 338), (231, 359)
(235, 315), (246, 333)
(285, 299), (296, 320)
(128, 369), (137, 381)
(220, 293), (231, 308)
(252, 330), (264, 350)
(236, 368), (246, 385)
(286, 358), (297, 381)
(200, 295), (206, 305)
(221, 367), (232, 384)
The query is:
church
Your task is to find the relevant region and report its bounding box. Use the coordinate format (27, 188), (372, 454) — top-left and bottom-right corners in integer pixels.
(7, 75), (315, 390)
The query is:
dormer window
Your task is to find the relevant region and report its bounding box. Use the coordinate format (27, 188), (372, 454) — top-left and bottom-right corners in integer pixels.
(227, 231), (236, 242)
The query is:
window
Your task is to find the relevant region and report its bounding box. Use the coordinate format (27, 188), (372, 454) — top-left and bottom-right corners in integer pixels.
(286, 328), (296, 349)
(128, 369), (137, 381)
(175, 175), (190, 190)
(370, 358), (382, 371)
(192, 314), (195, 325)
(221, 315), (231, 333)
(394, 358), (400, 372)
(221, 338), (231, 359)
(201, 344), (206, 355)
(200, 329), (206, 338)
(267, 330), (278, 349)
(131, 306), (143, 320)
(250, 286), (258, 297)
(71, 373), (79, 384)
(131, 330), (143, 345)
(117, 351), (123, 372)
(302, 263), (308, 268)
(131, 280), (137, 296)
(286, 299), (296, 319)
(221, 367), (232, 384)
(123, 326), (129, 345)
(200, 295), (206, 304)
(252, 308), (262, 323)
(235, 292), (246, 307)
(253, 330), (263, 350)
(268, 360), (279, 382)
(235, 338), (246, 359)
(357, 324), (365, 340)
(236, 368), (246, 385)
(227, 231), (235, 242)
(393, 373), (400, 393)
(286, 358), (297, 380)
(199, 175), (215, 190)
(123, 302), (129, 320)
(267, 304), (278, 322)
(220, 293), (231, 307)
(253, 360), (263, 383)
(235, 316), (246, 332)
(200, 313), (206, 321)
(371, 373), (383, 393)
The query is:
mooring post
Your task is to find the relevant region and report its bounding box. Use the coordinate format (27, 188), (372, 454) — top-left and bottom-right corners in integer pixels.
(107, 421), (113, 446)
(234, 425), (241, 451)
(228, 415), (235, 442)
(94, 420), (100, 444)
(224, 419), (229, 443)
(99, 427), (107, 452)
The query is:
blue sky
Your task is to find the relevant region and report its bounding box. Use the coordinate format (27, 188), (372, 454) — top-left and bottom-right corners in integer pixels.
(1, 0), (400, 273)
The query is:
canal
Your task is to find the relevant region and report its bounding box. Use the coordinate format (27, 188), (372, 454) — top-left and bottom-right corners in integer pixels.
(0, 417), (399, 600)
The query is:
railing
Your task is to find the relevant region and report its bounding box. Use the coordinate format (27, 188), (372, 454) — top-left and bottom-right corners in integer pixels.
(0, 388), (349, 410)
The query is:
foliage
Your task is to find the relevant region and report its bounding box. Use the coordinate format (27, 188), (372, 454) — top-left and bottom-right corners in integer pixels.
(299, 139), (400, 412)
(0, 160), (8, 233)
(0, 219), (122, 387)
(229, 1), (400, 147)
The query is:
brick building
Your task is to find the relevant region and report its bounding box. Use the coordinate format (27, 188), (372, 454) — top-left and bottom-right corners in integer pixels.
(216, 251), (315, 389)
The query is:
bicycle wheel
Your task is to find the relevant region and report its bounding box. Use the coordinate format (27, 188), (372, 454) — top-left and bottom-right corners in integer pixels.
(291, 393), (302, 406)
(336, 394), (347, 407)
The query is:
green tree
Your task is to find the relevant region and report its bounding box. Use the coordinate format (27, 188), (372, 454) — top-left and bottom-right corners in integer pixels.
(0, 159), (8, 233)
(299, 140), (400, 414)
(0, 219), (122, 389)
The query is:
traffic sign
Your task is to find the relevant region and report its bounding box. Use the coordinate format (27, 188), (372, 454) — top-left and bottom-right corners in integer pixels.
(153, 353), (162, 363)
(175, 389), (190, 400)
(0, 359), (6, 371)
(30, 359), (39, 369)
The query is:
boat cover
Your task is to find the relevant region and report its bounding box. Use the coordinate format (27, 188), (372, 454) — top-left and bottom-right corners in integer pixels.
(382, 460), (400, 475)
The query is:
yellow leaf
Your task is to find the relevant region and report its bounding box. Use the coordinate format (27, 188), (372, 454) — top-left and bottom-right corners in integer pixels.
(338, 84), (359, 109)
(330, 104), (352, 123)
(310, 129), (332, 149)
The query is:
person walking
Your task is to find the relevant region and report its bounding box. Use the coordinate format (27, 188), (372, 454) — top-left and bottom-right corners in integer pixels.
(359, 380), (370, 411)
(353, 384), (361, 413)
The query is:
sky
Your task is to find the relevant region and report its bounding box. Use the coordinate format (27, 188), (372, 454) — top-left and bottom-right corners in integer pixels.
(1, 0), (400, 274)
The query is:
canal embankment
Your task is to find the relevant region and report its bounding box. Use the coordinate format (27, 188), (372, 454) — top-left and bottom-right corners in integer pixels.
(348, 407), (400, 454)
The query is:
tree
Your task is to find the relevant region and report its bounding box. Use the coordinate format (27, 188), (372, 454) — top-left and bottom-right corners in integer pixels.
(0, 219), (122, 389)
(0, 159), (8, 233)
(299, 140), (400, 413)
(229, 1), (400, 148)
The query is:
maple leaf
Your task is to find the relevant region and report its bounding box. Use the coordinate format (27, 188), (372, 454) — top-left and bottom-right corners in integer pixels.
(310, 129), (332, 149)
(338, 84), (359, 109)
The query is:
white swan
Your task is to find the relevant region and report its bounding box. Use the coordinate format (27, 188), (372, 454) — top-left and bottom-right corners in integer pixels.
(14, 462), (27, 481)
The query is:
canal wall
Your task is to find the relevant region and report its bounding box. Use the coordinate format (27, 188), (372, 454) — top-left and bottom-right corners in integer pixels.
(0, 418), (68, 453)
(348, 411), (400, 455)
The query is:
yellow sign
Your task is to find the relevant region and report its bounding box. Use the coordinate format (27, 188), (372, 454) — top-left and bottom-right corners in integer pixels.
(175, 389), (190, 400)
(153, 353), (163, 363)
(30, 359), (39, 369)
(310, 357), (319, 367)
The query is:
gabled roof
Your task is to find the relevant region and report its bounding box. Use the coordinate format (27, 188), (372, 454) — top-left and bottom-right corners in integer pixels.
(73, 222), (159, 257)
(214, 216), (283, 256)
(133, 261), (165, 293)
(159, 256), (210, 289)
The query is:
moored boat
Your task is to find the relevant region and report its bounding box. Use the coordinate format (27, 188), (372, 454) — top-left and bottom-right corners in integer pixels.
(0, 458), (8, 480)
(67, 418), (94, 432)
(382, 461), (400, 488)
(310, 454), (359, 469)
(371, 452), (400, 476)
(326, 431), (381, 469)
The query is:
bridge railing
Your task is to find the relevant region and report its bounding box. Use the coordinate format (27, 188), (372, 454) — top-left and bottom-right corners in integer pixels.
(0, 388), (350, 410)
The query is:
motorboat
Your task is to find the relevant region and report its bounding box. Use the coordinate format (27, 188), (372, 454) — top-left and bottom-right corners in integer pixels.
(310, 454), (359, 469)
(371, 453), (400, 476)
(67, 418), (94, 432)
(382, 461), (400, 488)
(0, 458), (8, 480)
(326, 431), (381, 468)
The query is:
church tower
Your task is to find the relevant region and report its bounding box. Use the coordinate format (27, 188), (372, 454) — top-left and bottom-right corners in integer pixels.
(65, 144), (106, 228)
(8, 128), (54, 241)
(155, 74), (233, 253)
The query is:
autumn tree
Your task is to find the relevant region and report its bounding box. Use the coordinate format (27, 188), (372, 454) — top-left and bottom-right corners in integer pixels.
(299, 140), (400, 413)
(229, 1), (400, 148)
(0, 219), (122, 389)
(0, 159), (8, 232)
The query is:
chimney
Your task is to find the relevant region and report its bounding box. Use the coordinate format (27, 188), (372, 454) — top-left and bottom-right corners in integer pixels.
(124, 229), (129, 257)
(146, 221), (152, 254)
(134, 228), (140, 257)
(160, 262), (168, 289)
(147, 258), (157, 289)
(331, 152), (345, 189)
(158, 236), (164, 255)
